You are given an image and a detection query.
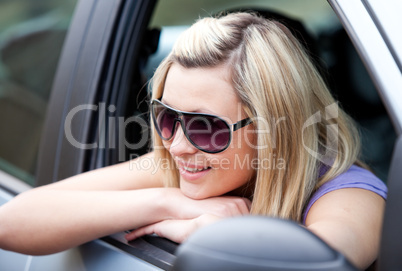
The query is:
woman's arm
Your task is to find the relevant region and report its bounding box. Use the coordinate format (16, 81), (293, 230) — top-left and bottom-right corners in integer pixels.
(0, 152), (250, 255)
(305, 188), (385, 270)
(0, 152), (166, 254)
(0, 188), (171, 255)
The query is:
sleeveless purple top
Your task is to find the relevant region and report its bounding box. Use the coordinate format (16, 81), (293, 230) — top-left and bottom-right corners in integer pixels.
(302, 165), (388, 224)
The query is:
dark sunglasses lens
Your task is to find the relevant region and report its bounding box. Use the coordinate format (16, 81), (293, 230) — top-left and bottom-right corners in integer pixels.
(154, 104), (177, 139)
(184, 115), (230, 152)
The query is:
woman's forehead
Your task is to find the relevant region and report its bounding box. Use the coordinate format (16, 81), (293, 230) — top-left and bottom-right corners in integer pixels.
(162, 64), (242, 117)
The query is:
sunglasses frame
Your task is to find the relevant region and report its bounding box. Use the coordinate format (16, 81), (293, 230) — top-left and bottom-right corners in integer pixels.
(151, 99), (252, 153)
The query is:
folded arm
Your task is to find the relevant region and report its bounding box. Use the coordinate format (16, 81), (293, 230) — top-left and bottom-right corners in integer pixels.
(0, 153), (250, 255)
(0, 153), (166, 254)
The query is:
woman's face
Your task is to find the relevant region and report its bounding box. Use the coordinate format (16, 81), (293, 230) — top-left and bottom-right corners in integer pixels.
(161, 63), (256, 199)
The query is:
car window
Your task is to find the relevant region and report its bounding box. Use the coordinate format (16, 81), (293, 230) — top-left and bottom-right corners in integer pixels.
(0, 0), (77, 186)
(144, 0), (395, 181)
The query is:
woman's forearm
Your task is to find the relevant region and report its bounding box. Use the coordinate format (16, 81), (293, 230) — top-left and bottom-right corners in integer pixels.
(0, 169), (251, 256)
(0, 187), (169, 255)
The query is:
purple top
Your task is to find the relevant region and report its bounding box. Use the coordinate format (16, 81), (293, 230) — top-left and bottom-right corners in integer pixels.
(302, 165), (388, 225)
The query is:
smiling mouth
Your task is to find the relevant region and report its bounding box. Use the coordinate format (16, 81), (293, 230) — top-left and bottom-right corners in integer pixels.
(183, 166), (212, 173)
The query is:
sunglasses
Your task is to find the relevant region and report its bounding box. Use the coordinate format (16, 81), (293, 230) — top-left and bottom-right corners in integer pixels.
(151, 99), (252, 153)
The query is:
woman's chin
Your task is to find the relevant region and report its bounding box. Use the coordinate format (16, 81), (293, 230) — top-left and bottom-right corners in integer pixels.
(179, 181), (208, 200)
(180, 188), (205, 200)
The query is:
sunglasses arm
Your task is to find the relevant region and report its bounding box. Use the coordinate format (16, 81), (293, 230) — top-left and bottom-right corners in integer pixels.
(232, 118), (252, 131)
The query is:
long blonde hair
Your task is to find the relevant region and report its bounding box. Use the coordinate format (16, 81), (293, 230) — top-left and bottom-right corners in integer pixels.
(150, 12), (361, 222)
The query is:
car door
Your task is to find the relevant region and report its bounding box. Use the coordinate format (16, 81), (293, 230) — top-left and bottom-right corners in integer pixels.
(0, 0), (170, 270)
(0, 0), (79, 270)
(329, 0), (402, 270)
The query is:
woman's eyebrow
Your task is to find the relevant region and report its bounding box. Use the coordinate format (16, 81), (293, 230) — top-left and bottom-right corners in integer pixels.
(161, 98), (221, 116)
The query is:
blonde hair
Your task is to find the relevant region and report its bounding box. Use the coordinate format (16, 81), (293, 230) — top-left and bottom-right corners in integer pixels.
(150, 12), (361, 222)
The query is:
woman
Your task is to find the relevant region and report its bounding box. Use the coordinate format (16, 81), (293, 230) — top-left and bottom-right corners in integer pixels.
(0, 12), (386, 269)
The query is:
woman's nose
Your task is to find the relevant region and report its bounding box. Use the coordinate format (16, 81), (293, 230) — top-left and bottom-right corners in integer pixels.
(168, 122), (198, 156)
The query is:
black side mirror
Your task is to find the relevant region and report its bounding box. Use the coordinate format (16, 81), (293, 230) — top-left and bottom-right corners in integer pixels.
(172, 216), (358, 271)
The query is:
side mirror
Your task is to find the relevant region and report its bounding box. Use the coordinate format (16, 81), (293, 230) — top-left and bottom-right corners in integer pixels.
(172, 216), (358, 271)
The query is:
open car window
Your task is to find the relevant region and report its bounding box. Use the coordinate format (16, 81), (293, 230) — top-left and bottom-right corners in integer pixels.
(110, 1), (394, 268)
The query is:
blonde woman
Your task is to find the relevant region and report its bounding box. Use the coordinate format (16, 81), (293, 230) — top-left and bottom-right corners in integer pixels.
(0, 12), (386, 270)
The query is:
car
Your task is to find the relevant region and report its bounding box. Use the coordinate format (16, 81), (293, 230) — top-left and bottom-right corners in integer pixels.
(0, 0), (400, 270)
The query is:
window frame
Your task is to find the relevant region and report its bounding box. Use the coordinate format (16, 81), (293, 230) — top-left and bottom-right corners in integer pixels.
(329, 0), (402, 270)
(36, 0), (127, 185)
(34, 0), (176, 269)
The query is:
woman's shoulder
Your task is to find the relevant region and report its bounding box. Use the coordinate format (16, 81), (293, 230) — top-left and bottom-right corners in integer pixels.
(303, 165), (388, 224)
(316, 165), (387, 198)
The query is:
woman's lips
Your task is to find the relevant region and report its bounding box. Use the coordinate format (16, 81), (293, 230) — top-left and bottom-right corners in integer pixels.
(179, 166), (211, 181)
(177, 162), (212, 181)
(182, 165), (210, 173)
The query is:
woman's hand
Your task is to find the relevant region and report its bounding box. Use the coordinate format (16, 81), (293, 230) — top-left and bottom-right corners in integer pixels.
(163, 188), (251, 220)
(125, 214), (221, 243)
(125, 189), (251, 243)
